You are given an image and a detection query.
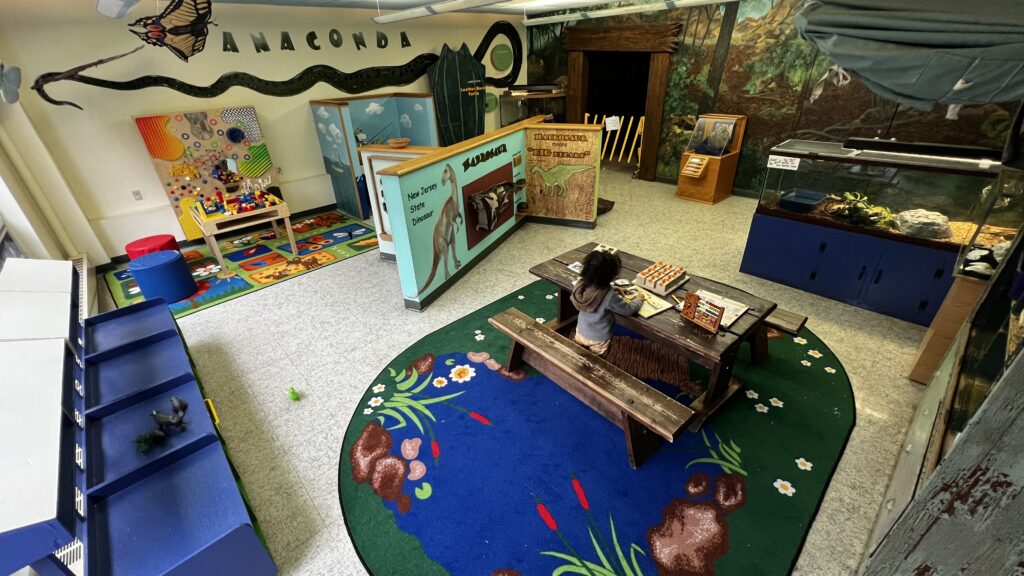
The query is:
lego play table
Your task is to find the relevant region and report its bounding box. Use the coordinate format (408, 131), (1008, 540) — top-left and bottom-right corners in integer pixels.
(190, 200), (298, 269)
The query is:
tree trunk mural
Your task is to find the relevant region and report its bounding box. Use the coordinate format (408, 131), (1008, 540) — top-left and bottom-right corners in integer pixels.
(700, 2), (739, 114)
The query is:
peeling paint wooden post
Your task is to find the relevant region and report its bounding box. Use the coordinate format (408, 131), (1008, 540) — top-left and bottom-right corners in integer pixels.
(863, 352), (1024, 575)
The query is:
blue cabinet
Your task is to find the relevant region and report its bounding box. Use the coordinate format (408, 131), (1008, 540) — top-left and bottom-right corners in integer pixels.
(741, 214), (956, 326)
(740, 215), (824, 290)
(0, 260), (276, 576)
(858, 246), (954, 325)
(810, 230), (884, 305)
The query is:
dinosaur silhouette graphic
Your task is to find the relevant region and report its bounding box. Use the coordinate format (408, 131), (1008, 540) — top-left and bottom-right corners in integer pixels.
(418, 163), (464, 295)
(530, 164), (593, 197)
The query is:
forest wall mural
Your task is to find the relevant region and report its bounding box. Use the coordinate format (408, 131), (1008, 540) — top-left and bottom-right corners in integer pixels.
(527, 0), (1016, 192)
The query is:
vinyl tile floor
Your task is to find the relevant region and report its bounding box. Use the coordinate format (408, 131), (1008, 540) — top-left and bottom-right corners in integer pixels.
(100, 166), (926, 575)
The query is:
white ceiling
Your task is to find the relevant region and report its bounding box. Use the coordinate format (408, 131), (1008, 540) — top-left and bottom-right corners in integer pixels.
(215, 0), (610, 16)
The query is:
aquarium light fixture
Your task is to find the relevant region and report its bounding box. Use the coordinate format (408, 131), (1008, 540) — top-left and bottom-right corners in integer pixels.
(372, 0), (510, 23)
(523, 0), (736, 26)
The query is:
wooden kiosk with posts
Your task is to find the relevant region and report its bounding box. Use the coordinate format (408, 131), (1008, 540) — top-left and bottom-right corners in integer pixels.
(676, 113), (746, 204)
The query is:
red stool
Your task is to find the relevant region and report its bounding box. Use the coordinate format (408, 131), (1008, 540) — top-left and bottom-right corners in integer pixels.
(125, 234), (179, 260)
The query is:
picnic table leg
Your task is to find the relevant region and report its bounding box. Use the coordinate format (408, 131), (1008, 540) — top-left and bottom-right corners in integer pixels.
(623, 411), (661, 469)
(506, 340), (526, 371)
(687, 347), (742, 432)
(556, 287), (575, 323)
(750, 324), (769, 366)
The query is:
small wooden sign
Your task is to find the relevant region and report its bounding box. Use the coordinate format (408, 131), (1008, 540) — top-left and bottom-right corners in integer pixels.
(681, 291), (724, 334)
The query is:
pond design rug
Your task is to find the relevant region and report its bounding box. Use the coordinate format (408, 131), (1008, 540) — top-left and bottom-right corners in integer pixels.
(340, 280), (855, 576)
(103, 210), (376, 318)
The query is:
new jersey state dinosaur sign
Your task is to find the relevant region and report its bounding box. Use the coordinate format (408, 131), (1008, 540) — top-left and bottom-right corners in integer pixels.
(525, 124), (602, 227)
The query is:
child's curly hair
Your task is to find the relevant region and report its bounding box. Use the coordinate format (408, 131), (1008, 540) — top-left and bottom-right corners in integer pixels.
(580, 250), (621, 289)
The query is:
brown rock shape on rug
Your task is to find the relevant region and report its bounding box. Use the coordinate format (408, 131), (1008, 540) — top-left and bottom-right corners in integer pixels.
(485, 358), (502, 371)
(467, 351), (491, 363)
(371, 454), (408, 501)
(396, 493), (412, 514)
(714, 474), (746, 514)
(491, 570), (523, 576)
(401, 437), (421, 460)
(605, 335), (699, 396)
(350, 421), (392, 484)
(686, 472), (710, 498)
(408, 460), (427, 481)
(499, 367), (527, 381)
(407, 353), (436, 376)
(648, 500), (729, 576)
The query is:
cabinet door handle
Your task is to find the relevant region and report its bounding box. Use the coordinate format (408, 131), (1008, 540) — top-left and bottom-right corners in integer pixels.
(933, 268), (945, 279)
(873, 270), (883, 284)
(918, 299), (929, 311)
(818, 242), (827, 253)
(809, 270), (817, 280)
(857, 265), (866, 281)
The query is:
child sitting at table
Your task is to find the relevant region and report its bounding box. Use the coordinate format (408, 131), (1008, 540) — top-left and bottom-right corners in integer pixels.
(570, 250), (645, 356)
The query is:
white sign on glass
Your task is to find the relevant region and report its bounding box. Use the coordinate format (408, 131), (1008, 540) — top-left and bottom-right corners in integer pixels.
(767, 155), (801, 171)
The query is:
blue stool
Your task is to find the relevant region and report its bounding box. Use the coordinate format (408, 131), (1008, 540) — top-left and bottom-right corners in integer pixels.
(128, 250), (197, 304)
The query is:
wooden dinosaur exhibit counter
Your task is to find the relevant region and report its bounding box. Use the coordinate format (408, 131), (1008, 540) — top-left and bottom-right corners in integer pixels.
(374, 116), (603, 311)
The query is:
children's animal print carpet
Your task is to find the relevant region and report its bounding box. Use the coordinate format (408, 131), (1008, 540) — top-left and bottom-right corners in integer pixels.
(104, 210), (377, 318)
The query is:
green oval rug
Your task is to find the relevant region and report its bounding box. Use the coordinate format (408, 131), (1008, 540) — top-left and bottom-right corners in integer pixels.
(340, 280), (855, 575)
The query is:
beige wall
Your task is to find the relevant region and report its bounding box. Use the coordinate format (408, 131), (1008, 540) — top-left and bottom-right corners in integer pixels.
(0, 1), (524, 257)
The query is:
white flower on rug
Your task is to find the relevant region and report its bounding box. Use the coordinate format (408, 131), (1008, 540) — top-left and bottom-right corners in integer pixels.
(546, 294), (554, 300)
(808, 350), (823, 359)
(754, 403), (769, 413)
(368, 396), (384, 407)
(793, 337), (807, 345)
(745, 389), (759, 399)
(475, 334), (486, 341)
(769, 397), (784, 408)
(450, 364), (476, 383)
(432, 377), (448, 388)
(517, 295), (525, 300)
(774, 479), (796, 496)
(825, 367), (836, 374)
(475, 329), (482, 334)
(535, 318), (546, 324)
(801, 360), (812, 367)
(795, 458), (813, 471)
(363, 408), (374, 415)
(192, 264), (220, 277)
(372, 383), (386, 393)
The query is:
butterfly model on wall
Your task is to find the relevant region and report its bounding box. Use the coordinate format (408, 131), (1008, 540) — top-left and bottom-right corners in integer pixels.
(128, 0), (214, 62)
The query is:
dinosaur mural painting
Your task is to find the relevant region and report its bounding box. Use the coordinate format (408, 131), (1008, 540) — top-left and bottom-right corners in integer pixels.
(418, 163), (464, 295)
(530, 164), (593, 197)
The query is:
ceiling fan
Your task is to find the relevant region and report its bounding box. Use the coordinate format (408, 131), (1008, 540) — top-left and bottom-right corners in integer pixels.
(0, 62), (21, 104)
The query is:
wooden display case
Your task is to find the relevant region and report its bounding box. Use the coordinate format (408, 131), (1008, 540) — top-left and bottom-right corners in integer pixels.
(676, 114), (746, 204)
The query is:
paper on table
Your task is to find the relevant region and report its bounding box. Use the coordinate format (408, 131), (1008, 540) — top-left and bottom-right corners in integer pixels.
(628, 286), (672, 319)
(693, 289), (748, 328)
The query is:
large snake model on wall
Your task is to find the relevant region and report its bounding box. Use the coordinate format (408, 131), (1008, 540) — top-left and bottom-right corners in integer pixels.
(31, 21), (523, 110)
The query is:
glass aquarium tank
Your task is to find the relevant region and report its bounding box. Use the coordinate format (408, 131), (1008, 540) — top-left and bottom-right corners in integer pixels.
(499, 91), (565, 127)
(956, 169), (1024, 278)
(759, 139), (1004, 247)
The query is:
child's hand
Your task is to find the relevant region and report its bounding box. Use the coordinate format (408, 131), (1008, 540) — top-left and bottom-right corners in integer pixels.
(635, 291), (648, 301)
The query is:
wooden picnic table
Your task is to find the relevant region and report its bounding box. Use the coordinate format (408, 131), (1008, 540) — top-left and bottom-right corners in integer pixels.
(529, 242), (778, 430)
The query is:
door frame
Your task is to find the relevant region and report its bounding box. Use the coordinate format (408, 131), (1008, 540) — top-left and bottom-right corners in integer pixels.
(564, 23), (681, 181)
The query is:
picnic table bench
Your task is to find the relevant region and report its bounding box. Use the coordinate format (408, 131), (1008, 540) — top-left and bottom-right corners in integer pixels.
(489, 308), (695, 469)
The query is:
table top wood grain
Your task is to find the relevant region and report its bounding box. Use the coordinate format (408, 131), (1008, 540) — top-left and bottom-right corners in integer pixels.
(530, 243), (777, 362)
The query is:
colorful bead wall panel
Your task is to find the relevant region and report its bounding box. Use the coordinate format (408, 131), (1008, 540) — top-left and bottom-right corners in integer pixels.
(134, 106), (277, 240)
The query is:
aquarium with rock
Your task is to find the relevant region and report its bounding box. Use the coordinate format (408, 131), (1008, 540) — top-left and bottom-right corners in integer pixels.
(956, 169), (1024, 279)
(757, 139), (1003, 247)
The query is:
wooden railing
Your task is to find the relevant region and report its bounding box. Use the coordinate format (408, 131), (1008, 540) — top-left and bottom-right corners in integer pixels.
(584, 113), (645, 165)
